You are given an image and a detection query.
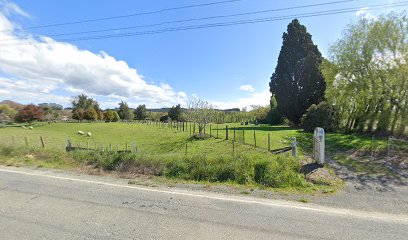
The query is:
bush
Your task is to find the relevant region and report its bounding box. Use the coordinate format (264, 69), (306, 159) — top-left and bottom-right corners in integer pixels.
(15, 105), (44, 123)
(160, 115), (170, 122)
(267, 107), (283, 125)
(301, 102), (339, 132)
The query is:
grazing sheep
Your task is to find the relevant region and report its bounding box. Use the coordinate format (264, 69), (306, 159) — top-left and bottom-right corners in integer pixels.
(78, 130), (84, 135)
(86, 132), (92, 137)
(28, 126), (33, 130)
(21, 126), (26, 129)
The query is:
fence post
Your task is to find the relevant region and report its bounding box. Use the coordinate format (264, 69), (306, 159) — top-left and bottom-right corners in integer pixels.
(217, 124), (219, 138)
(234, 129), (236, 141)
(292, 137), (297, 158)
(183, 121), (185, 131)
(109, 143), (112, 151)
(253, 131), (256, 147)
(40, 136), (45, 148)
(226, 125), (229, 140)
(232, 140), (235, 158)
(210, 125), (212, 137)
(132, 142), (136, 153)
(24, 137), (29, 147)
(185, 141), (188, 155)
(268, 133), (270, 151)
(67, 139), (72, 151)
(243, 130), (245, 144)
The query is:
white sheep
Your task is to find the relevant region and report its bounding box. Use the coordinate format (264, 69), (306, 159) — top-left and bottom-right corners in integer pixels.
(86, 132), (92, 137)
(21, 126), (26, 129)
(28, 126), (33, 130)
(78, 130), (84, 135)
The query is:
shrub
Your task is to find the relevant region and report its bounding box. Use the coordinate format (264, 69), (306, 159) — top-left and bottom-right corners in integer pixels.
(267, 108), (283, 125)
(83, 108), (98, 121)
(301, 102), (339, 132)
(160, 115), (170, 122)
(15, 105), (44, 123)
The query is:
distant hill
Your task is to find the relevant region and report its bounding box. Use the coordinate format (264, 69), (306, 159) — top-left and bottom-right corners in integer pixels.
(0, 100), (24, 110)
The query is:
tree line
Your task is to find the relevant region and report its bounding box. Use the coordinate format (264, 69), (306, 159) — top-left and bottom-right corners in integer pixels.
(269, 13), (407, 137)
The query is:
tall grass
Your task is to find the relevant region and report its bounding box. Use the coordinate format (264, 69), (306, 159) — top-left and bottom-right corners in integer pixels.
(70, 149), (308, 188)
(0, 144), (307, 188)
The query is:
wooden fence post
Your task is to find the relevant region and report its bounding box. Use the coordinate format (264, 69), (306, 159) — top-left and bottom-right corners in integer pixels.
(210, 125), (212, 137)
(243, 130), (245, 144)
(268, 133), (270, 151)
(254, 130), (256, 147)
(24, 137), (28, 147)
(40, 136), (45, 148)
(234, 129), (236, 141)
(226, 125), (229, 140)
(232, 140), (235, 158)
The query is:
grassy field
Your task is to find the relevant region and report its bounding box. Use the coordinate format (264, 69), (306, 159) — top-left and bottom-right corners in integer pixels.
(0, 121), (389, 191)
(0, 122), (388, 154)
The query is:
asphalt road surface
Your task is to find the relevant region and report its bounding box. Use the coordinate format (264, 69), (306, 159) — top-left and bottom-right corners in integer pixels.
(0, 166), (407, 240)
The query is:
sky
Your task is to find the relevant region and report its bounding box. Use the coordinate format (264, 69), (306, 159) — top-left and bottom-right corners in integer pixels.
(0, 0), (406, 110)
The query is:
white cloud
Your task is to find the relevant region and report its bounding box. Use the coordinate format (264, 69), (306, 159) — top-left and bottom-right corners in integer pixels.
(0, 3), (187, 108)
(0, 0), (30, 18)
(238, 84), (255, 92)
(210, 90), (270, 110)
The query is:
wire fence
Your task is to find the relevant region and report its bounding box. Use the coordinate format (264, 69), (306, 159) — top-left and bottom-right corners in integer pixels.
(0, 120), (297, 158)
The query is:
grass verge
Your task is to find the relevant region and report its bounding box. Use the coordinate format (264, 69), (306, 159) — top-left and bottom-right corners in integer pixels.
(0, 145), (341, 192)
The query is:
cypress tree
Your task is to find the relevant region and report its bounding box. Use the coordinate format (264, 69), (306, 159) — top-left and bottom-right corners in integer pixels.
(269, 19), (326, 124)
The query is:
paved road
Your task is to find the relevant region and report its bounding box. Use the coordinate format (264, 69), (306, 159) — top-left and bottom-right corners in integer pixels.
(0, 167), (407, 240)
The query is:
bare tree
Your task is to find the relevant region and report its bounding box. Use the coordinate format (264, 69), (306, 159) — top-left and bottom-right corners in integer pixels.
(186, 98), (215, 134)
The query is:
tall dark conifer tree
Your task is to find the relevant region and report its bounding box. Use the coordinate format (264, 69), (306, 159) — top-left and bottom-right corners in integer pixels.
(269, 19), (326, 124)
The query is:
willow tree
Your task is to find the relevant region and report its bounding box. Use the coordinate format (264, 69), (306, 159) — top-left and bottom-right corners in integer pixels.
(323, 13), (408, 135)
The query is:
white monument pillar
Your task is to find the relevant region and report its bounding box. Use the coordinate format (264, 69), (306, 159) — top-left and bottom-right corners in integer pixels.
(313, 127), (325, 165)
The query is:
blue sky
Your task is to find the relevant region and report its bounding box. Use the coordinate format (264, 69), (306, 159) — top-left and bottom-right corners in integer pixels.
(0, 0), (406, 109)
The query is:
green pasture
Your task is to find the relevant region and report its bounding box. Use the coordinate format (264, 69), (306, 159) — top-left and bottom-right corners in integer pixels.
(0, 122), (388, 157)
